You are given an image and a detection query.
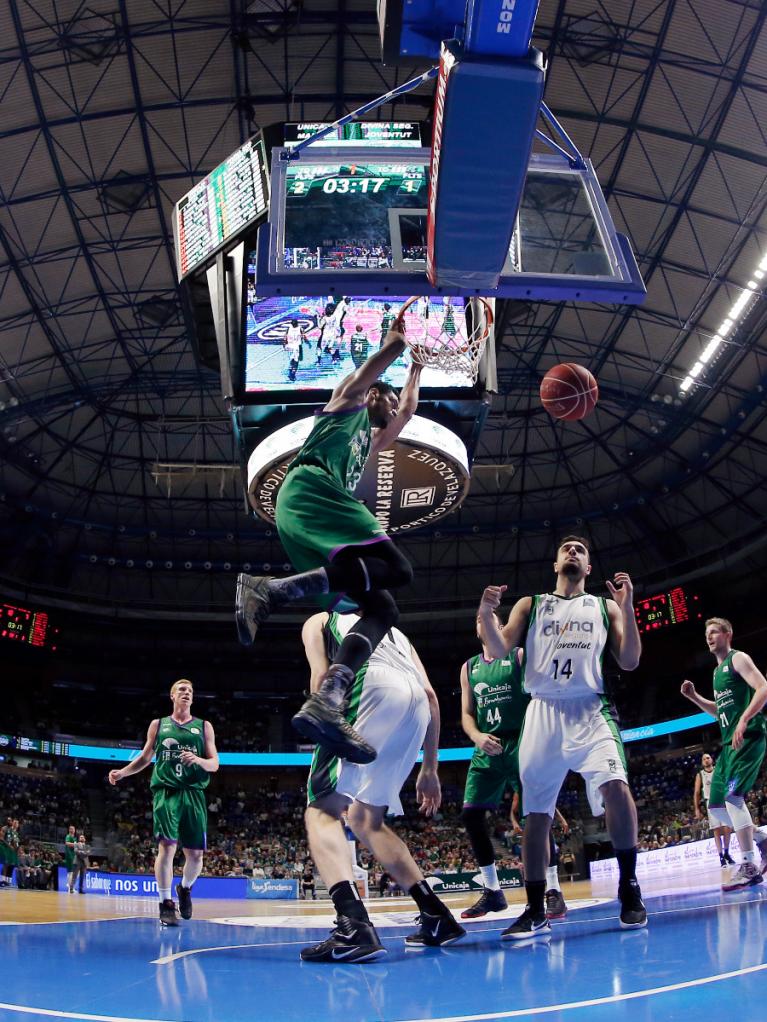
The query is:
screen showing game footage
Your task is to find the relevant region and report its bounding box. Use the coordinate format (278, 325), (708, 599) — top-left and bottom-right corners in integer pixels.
(243, 291), (474, 393)
(282, 160), (427, 272)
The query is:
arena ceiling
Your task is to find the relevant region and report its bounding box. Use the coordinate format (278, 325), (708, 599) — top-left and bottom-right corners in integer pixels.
(0, 0), (766, 617)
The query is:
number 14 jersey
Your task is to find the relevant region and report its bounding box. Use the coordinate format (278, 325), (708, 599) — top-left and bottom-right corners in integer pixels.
(522, 592), (611, 698)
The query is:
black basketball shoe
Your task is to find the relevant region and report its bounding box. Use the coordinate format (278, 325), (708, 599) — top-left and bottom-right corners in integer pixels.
(159, 899), (179, 927)
(300, 915), (386, 964)
(235, 574), (275, 646)
(618, 880), (648, 928)
(501, 906), (551, 941)
(545, 888), (568, 920)
(404, 911), (466, 948)
(292, 692), (376, 764)
(460, 887), (507, 919)
(177, 884), (193, 920)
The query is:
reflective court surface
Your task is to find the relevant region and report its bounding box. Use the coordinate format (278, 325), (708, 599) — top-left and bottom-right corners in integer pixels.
(1, 874), (766, 1022)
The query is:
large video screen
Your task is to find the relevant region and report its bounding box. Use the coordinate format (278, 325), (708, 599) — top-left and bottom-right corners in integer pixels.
(244, 290), (474, 393)
(282, 160), (427, 272)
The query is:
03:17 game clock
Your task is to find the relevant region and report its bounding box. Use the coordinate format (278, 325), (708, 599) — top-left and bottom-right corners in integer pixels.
(634, 586), (702, 634)
(0, 603), (58, 650)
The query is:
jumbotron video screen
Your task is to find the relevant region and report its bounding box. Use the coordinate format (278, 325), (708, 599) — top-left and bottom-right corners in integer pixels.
(243, 288), (475, 393)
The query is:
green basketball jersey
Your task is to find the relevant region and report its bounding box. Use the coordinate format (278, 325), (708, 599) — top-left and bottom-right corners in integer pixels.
(150, 716), (209, 791)
(288, 407), (371, 493)
(467, 651), (529, 736)
(713, 651), (766, 743)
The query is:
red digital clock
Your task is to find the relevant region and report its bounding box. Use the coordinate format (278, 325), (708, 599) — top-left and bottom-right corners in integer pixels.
(634, 587), (703, 634)
(0, 603), (58, 650)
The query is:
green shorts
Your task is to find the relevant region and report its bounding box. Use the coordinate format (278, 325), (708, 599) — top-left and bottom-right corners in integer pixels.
(276, 465), (388, 610)
(152, 787), (208, 850)
(463, 734), (522, 808)
(709, 730), (766, 804)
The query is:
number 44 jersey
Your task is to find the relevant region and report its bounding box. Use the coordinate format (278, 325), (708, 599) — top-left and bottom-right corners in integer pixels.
(522, 592), (611, 698)
(468, 652), (529, 736)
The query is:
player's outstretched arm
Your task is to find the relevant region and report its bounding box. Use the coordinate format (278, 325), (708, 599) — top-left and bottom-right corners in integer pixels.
(605, 572), (642, 670)
(325, 319), (407, 411)
(107, 720), (159, 785)
(301, 612), (331, 693)
(370, 361), (423, 455)
(411, 646), (442, 817)
(679, 680), (717, 717)
(477, 589), (530, 659)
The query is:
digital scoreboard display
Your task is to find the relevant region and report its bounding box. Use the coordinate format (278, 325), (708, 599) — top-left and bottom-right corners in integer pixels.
(282, 160), (427, 272)
(0, 603), (58, 649)
(0, 734), (69, 756)
(173, 136), (269, 280)
(243, 292), (473, 393)
(284, 121), (421, 148)
(634, 587), (702, 634)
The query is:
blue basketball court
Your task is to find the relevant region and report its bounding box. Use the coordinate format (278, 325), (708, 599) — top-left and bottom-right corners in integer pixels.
(2, 882), (765, 1022)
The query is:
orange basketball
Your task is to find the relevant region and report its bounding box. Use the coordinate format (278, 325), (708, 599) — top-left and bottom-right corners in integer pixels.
(540, 363), (599, 421)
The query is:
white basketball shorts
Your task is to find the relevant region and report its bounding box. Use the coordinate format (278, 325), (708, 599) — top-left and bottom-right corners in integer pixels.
(518, 694), (628, 817)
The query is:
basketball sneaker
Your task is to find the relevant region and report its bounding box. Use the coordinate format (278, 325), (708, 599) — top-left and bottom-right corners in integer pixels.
(723, 851), (735, 865)
(756, 834), (767, 874)
(300, 915), (386, 964)
(460, 887), (507, 919)
(719, 853), (728, 867)
(177, 883), (193, 920)
(292, 691), (376, 764)
(501, 906), (551, 941)
(235, 574), (275, 646)
(618, 880), (647, 928)
(159, 899), (179, 927)
(404, 911), (466, 948)
(722, 862), (764, 891)
(545, 888), (568, 920)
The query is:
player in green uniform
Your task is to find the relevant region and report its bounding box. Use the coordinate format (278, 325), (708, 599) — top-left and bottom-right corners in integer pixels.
(460, 610), (568, 921)
(108, 679), (219, 925)
(236, 301), (423, 765)
(64, 824), (77, 893)
(681, 617), (767, 889)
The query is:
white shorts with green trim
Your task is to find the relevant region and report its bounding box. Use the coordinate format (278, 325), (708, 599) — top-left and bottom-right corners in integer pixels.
(308, 667), (430, 815)
(518, 694), (628, 818)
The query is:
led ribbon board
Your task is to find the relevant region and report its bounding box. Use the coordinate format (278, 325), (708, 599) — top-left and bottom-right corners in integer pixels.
(173, 136), (269, 281)
(247, 414), (469, 534)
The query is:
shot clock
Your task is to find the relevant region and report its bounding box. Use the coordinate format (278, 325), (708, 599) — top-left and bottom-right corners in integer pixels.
(634, 587), (702, 634)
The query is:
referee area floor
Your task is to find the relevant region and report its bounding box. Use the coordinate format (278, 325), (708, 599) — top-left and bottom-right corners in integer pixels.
(1, 872), (765, 1022)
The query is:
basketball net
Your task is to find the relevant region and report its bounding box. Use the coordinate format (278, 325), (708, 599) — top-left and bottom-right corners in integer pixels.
(395, 296), (493, 383)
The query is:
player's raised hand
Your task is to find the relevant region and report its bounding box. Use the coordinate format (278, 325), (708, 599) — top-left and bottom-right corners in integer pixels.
(479, 585), (507, 614)
(107, 769), (122, 786)
(680, 680), (696, 699)
(606, 572), (634, 607)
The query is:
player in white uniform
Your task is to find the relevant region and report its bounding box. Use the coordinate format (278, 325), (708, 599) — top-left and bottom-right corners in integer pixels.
(284, 319), (304, 382)
(694, 753), (734, 867)
(299, 611), (465, 963)
(478, 535), (647, 938)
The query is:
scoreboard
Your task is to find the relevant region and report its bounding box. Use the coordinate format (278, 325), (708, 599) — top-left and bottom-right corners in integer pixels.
(634, 587), (702, 634)
(173, 136), (269, 280)
(0, 734), (68, 756)
(0, 603), (58, 649)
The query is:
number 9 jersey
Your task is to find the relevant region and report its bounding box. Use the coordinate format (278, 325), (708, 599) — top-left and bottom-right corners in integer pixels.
(522, 593), (611, 698)
(150, 717), (209, 790)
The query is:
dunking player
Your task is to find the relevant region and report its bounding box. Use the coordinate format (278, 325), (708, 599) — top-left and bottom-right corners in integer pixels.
(236, 307), (422, 764)
(299, 610), (465, 962)
(479, 536), (647, 938)
(108, 680), (219, 925)
(694, 752), (734, 867)
(681, 617), (767, 889)
(459, 610), (567, 921)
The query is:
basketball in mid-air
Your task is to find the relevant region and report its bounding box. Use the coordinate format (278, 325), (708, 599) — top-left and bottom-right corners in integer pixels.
(540, 363), (599, 421)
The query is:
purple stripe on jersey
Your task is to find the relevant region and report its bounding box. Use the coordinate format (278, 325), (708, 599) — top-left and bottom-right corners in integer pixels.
(462, 801), (501, 810)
